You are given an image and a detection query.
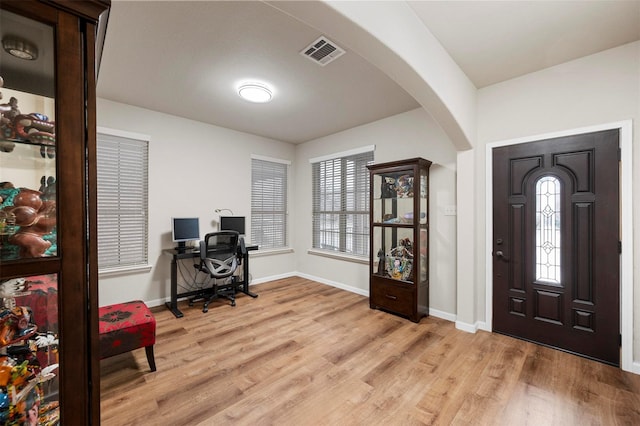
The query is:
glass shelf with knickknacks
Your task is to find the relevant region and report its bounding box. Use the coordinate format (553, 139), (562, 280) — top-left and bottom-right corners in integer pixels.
(0, 81), (57, 261)
(0, 273), (60, 425)
(1, 82), (56, 159)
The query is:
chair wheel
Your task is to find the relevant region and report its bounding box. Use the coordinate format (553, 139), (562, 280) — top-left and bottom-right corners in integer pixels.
(231, 301), (236, 307)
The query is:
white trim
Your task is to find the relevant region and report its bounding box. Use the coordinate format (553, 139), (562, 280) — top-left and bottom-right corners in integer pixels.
(632, 361), (640, 375)
(295, 272), (369, 296)
(251, 154), (291, 165)
(620, 121), (634, 372)
(97, 126), (150, 142)
(250, 247), (294, 257)
(430, 308), (456, 323)
(455, 320), (486, 334)
(295, 273), (458, 323)
(307, 248), (369, 265)
(308, 144), (375, 164)
(149, 271), (459, 325)
(98, 264), (152, 278)
(485, 120), (634, 373)
(250, 271), (297, 285)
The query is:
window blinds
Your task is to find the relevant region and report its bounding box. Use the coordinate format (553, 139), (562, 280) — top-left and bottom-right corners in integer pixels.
(96, 132), (149, 270)
(311, 149), (373, 256)
(251, 157), (288, 249)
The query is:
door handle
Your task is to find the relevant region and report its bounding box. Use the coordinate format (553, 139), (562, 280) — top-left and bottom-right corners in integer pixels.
(495, 250), (509, 262)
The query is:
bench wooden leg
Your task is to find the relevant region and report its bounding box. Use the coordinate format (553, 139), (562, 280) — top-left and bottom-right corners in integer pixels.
(145, 345), (157, 372)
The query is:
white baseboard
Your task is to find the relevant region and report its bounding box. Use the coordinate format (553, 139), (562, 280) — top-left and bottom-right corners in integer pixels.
(631, 361), (640, 375)
(429, 308), (456, 322)
(294, 273), (459, 324)
(145, 298), (168, 309)
(455, 320), (488, 334)
(294, 272), (369, 297)
(250, 271), (297, 285)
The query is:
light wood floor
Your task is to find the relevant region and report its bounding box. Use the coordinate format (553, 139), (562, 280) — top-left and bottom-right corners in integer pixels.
(100, 277), (640, 425)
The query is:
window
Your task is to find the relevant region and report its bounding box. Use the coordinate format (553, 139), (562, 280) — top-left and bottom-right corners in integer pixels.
(97, 130), (149, 270)
(251, 155), (289, 249)
(535, 175), (561, 284)
(311, 146), (374, 257)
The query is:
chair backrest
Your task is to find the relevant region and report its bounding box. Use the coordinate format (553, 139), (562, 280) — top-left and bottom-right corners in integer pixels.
(199, 231), (239, 279)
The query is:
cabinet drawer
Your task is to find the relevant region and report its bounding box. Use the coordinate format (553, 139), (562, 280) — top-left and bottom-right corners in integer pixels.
(370, 281), (414, 317)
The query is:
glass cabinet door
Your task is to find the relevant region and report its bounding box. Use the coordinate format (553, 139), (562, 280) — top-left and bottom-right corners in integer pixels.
(419, 172), (428, 283)
(371, 170), (416, 283)
(1, 10), (57, 260)
(0, 9), (60, 424)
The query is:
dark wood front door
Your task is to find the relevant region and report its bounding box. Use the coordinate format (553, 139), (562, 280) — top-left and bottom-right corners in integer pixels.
(492, 129), (620, 365)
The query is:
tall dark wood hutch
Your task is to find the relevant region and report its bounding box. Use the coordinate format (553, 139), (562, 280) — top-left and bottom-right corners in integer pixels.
(0, 1), (109, 423)
(368, 158), (431, 323)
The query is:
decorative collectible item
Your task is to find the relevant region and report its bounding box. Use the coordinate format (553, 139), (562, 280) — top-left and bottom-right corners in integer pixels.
(0, 80), (56, 157)
(386, 238), (414, 281)
(395, 174), (414, 198)
(1, 185), (57, 259)
(377, 249), (385, 275)
(381, 176), (396, 198)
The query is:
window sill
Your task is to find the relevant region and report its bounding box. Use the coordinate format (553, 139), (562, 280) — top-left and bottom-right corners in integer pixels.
(307, 249), (369, 265)
(99, 264), (152, 278)
(251, 247), (294, 257)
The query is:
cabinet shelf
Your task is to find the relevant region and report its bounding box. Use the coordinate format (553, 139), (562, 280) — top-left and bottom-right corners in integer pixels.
(1, 137), (55, 148)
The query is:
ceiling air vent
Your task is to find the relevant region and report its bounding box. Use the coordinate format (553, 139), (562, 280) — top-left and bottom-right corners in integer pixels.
(300, 36), (345, 66)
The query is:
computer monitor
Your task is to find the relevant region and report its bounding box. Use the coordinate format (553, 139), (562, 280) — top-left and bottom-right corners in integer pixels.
(219, 216), (245, 236)
(171, 217), (200, 252)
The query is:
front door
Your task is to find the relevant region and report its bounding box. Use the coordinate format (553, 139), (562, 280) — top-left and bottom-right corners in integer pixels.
(492, 129), (620, 365)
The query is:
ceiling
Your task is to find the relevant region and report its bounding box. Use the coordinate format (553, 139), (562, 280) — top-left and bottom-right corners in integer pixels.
(92, 1), (640, 144)
(408, 1), (640, 88)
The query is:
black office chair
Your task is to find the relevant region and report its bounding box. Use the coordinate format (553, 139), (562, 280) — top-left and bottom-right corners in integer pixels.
(190, 231), (240, 312)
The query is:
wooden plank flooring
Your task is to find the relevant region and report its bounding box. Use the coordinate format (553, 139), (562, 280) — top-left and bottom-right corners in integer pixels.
(100, 277), (640, 425)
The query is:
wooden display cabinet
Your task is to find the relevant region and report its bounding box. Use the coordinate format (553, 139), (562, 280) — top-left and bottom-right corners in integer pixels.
(368, 158), (431, 322)
(0, 1), (109, 424)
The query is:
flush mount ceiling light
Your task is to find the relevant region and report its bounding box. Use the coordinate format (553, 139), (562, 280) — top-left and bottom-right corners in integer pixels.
(2, 37), (38, 60)
(237, 82), (273, 103)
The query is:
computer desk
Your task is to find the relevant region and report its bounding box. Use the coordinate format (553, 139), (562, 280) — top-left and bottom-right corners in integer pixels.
(164, 240), (258, 318)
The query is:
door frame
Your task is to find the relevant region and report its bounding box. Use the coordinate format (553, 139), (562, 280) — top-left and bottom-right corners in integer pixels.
(484, 120), (634, 373)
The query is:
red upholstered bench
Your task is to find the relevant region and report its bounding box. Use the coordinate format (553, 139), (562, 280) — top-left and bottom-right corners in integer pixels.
(98, 300), (157, 372)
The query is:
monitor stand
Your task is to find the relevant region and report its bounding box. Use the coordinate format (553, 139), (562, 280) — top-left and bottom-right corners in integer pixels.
(175, 242), (191, 254)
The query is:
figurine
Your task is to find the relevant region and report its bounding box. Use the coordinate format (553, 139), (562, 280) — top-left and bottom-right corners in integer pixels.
(377, 249), (385, 275)
(0, 278), (28, 299)
(381, 176), (396, 198)
(3, 187), (56, 258)
(395, 174), (414, 198)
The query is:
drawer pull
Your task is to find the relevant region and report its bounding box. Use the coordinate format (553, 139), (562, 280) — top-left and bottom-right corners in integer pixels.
(385, 294), (397, 300)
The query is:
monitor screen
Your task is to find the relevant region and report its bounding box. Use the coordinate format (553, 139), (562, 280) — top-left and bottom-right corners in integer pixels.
(220, 216), (245, 235)
(172, 217), (200, 243)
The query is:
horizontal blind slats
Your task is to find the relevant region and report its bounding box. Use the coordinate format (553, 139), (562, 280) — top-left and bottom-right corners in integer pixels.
(97, 132), (149, 269)
(312, 149), (372, 256)
(251, 158), (288, 249)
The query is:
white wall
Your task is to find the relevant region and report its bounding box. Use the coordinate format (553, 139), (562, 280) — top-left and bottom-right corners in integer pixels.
(96, 100), (458, 318)
(475, 42), (640, 365)
(294, 108), (458, 316)
(96, 99), (296, 306)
